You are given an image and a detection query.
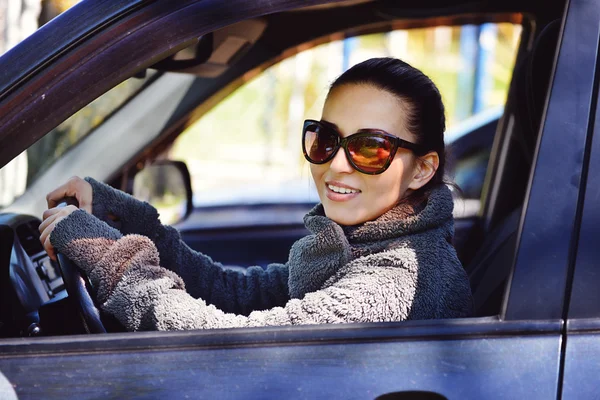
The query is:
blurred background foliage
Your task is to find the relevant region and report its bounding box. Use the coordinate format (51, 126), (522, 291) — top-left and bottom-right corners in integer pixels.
(0, 0), (81, 206)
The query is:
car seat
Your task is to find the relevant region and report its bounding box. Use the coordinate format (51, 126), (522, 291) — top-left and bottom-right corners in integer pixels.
(468, 19), (561, 317)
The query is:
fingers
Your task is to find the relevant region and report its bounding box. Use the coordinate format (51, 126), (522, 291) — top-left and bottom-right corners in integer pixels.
(39, 210), (62, 246)
(42, 176), (93, 260)
(46, 176), (93, 213)
(40, 204), (76, 231)
(39, 205), (78, 261)
(40, 216), (60, 261)
(41, 205), (63, 222)
(41, 219), (59, 261)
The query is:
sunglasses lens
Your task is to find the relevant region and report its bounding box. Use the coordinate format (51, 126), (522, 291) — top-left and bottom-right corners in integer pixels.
(347, 135), (393, 173)
(304, 123), (338, 163)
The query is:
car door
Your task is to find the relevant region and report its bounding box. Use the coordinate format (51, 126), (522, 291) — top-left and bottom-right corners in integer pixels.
(0, 0), (592, 398)
(561, 16), (600, 398)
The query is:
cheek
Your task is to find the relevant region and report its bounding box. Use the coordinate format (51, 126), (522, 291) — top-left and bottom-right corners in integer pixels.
(369, 156), (413, 198)
(310, 163), (326, 183)
(396, 154), (417, 185)
(372, 173), (402, 201)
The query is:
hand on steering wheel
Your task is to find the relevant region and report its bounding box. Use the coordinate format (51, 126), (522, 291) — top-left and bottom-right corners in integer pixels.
(39, 203), (78, 262)
(46, 176), (93, 213)
(39, 198), (107, 334)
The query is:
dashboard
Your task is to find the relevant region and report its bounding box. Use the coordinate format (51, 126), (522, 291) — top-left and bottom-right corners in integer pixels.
(0, 213), (67, 337)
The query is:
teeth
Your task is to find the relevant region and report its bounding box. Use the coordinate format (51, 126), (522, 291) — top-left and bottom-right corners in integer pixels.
(328, 184), (359, 194)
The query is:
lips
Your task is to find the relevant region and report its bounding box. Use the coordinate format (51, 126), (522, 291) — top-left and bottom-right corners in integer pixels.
(324, 181), (361, 202)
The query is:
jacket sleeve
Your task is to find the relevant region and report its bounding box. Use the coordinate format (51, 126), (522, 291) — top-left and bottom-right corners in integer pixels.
(51, 209), (289, 315)
(50, 210), (397, 331)
(85, 177), (189, 270)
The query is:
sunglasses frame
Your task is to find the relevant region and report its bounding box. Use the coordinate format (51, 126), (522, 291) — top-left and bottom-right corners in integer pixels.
(302, 119), (426, 175)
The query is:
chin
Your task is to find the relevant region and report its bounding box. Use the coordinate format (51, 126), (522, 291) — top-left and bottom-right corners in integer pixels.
(323, 205), (364, 226)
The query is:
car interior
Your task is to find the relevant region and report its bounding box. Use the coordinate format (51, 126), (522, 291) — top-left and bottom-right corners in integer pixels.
(466, 19), (561, 316)
(0, 0), (566, 337)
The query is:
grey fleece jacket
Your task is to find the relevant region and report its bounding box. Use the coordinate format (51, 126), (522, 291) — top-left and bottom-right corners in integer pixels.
(49, 177), (473, 331)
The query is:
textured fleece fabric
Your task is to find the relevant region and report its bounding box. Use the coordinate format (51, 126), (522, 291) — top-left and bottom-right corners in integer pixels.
(49, 177), (473, 331)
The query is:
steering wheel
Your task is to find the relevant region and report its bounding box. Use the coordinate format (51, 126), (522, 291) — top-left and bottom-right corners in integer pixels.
(53, 199), (106, 334)
(56, 253), (106, 333)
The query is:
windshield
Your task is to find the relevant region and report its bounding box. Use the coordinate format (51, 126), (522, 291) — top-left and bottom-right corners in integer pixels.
(0, 72), (155, 209)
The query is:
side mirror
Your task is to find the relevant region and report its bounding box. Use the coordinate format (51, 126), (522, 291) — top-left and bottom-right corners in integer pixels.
(132, 161), (193, 225)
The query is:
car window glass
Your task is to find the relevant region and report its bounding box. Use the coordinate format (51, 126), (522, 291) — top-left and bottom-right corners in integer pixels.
(170, 23), (521, 208)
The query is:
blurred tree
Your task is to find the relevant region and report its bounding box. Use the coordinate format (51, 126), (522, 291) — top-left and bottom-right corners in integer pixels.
(39, 0), (78, 25)
(0, 0), (85, 208)
(0, 0), (42, 207)
(0, 0), (41, 53)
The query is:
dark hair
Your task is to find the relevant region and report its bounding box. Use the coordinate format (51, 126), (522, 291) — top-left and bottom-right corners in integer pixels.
(328, 57), (447, 203)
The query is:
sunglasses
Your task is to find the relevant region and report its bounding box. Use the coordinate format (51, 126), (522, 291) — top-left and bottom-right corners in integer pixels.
(302, 119), (425, 175)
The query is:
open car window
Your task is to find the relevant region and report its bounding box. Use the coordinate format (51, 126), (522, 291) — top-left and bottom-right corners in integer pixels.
(170, 23), (521, 210)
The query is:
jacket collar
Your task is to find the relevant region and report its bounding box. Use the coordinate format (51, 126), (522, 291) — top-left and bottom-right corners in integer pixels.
(304, 185), (455, 244)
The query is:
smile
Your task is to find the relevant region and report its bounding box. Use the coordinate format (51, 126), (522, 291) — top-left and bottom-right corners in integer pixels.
(324, 182), (362, 202)
(327, 184), (360, 194)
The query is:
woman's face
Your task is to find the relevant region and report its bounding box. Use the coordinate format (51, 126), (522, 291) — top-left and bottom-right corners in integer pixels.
(311, 84), (421, 226)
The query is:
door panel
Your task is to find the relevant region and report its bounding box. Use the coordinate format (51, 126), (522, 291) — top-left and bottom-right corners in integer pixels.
(561, 321), (600, 399)
(561, 0), (600, 394)
(0, 323), (561, 399)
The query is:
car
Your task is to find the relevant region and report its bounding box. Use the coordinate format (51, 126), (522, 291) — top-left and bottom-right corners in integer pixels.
(0, 0), (598, 398)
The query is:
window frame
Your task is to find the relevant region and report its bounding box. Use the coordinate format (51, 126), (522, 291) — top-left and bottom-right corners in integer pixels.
(501, 0), (599, 321)
(0, 0), (579, 349)
(565, 22), (600, 321)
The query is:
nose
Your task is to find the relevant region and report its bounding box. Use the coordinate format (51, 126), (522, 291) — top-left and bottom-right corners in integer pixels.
(329, 148), (354, 173)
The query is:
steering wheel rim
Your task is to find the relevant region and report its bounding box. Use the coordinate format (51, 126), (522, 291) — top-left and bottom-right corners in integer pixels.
(56, 253), (106, 334)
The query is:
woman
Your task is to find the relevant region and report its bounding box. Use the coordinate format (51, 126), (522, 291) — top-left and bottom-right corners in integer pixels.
(40, 58), (473, 331)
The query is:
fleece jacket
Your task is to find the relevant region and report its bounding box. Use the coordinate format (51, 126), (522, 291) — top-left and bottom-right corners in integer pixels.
(49, 177), (473, 331)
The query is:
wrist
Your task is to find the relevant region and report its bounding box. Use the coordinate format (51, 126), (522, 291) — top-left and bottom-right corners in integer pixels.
(85, 177), (162, 237)
(50, 209), (122, 269)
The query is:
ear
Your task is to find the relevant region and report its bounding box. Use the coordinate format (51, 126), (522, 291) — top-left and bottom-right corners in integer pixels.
(408, 151), (440, 190)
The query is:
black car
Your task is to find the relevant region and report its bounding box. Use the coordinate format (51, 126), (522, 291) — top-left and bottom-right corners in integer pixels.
(0, 0), (598, 398)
